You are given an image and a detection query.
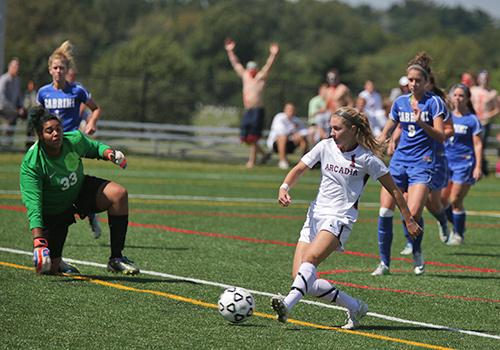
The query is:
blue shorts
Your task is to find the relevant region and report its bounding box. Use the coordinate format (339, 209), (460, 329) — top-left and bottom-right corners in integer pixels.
(240, 108), (265, 143)
(429, 158), (449, 191)
(389, 161), (433, 191)
(449, 161), (476, 185)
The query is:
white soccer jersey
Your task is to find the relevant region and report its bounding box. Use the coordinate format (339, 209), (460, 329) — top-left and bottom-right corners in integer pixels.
(301, 138), (388, 221)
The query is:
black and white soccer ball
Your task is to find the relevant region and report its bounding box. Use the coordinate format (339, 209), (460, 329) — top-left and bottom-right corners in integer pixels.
(218, 287), (255, 323)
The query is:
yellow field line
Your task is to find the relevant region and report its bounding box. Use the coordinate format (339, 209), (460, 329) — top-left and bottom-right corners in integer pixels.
(0, 261), (453, 350)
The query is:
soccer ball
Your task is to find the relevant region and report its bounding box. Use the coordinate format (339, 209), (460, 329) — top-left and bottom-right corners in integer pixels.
(218, 287), (255, 323)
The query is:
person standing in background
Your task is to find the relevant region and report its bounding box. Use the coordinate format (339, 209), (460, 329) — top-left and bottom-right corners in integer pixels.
(470, 70), (499, 176)
(0, 58), (25, 147)
(23, 79), (37, 149)
(225, 38), (279, 168)
(37, 41), (103, 239)
(359, 80), (386, 137)
(307, 83), (330, 145)
(325, 69), (353, 114)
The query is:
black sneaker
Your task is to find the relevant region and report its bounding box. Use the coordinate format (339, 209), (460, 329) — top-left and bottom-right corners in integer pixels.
(107, 256), (140, 275)
(58, 259), (80, 274)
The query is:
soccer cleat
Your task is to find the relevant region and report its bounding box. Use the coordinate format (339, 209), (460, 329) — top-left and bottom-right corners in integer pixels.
(400, 242), (413, 255)
(371, 262), (390, 276)
(447, 232), (464, 246)
(271, 295), (289, 323)
(413, 252), (425, 276)
(58, 259), (80, 274)
(342, 299), (368, 330)
(278, 160), (289, 170)
(107, 256), (140, 275)
(437, 221), (449, 243)
(88, 213), (102, 239)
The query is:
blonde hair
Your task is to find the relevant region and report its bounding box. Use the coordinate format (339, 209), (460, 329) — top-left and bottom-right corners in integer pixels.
(334, 106), (383, 157)
(48, 40), (75, 69)
(407, 52), (433, 81)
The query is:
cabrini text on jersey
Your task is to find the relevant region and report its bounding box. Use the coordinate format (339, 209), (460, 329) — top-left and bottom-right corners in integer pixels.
(43, 98), (76, 109)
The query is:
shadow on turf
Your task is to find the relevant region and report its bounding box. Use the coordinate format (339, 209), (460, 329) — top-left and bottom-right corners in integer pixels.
(55, 274), (199, 285)
(357, 325), (447, 331)
(284, 325), (444, 332)
(66, 243), (189, 251)
(425, 274), (500, 280)
(448, 252), (500, 258)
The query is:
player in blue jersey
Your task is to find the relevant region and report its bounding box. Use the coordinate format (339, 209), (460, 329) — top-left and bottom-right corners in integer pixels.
(372, 52), (446, 276)
(441, 84), (483, 245)
(37, 41), (103, 239)
(399, 75), (454, 254)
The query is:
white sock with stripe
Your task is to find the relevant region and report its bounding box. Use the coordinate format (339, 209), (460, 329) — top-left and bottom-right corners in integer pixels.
(283, 262), (317, 311)
(310, 278), (359, 311)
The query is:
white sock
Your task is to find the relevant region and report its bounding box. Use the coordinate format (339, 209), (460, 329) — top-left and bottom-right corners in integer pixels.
(310, 278), (358, 311)
(284, 262), (317, 311)
(335, 291), (359, 311)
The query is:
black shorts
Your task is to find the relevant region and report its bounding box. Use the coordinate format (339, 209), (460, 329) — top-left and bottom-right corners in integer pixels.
(272, 139), (297, 154)
(42, 175), (109, 258)
(240, 107), (265, 143)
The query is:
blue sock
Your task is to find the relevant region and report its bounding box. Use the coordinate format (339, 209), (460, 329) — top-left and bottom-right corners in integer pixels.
(453, 211), (466, 237)
(444, 205), (453, 224)
(412, 217), (424, 254)
(378, 215), (393, 267)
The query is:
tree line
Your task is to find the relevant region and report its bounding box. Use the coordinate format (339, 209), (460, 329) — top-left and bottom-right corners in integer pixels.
(6, 0), (500, 124)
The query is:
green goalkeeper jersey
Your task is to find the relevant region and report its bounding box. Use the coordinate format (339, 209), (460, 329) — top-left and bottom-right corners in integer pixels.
(20, 130), (110, 230)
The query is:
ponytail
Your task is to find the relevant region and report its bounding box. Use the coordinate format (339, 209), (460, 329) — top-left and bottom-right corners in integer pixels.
(334, 106), (383, 157)
(48, 40), (75, 69)
(28, 106), (60, 135)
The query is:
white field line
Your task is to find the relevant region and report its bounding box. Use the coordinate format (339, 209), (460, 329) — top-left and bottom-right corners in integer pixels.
(1, 246), (499, 341)
(2, 190), (500, 217)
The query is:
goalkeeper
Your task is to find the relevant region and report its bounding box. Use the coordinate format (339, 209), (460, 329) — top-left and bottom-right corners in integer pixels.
(20, 106), (139, 275)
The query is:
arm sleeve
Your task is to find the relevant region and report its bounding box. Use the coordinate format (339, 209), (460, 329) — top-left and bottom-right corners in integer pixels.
(430, 96), (446, 120)
(20, 162), (44, 230)
(301, 141), (324, 168)
(366, 155), (389, 180)
(36, 89), (44, 106)
(389, 99), (400, 122)
(70, 131), (110, 159)
(472, 116), (483, 135)
(75, 84), (91, 104)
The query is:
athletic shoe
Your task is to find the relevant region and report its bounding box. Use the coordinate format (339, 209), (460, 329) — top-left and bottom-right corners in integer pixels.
(371, 262), (390, 276)
(88, 213), (102, 239)
(278, 160), (289, 170)
(400, 242), (413, 255)
(58, 259), (80, 274)
(342, 299), (368, 330)
(271, 295), (289, 323)
(437, 221), (449, 243)
(413, 252), (425, 276)
(107, 256), (140, 275)
(447, 232), (464, 246)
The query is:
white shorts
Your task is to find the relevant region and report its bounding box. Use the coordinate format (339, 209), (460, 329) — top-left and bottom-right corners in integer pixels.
(298, 206), (353, 251)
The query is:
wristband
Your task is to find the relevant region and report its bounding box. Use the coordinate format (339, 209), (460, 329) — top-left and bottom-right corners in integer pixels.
(280, 183), (290, 191)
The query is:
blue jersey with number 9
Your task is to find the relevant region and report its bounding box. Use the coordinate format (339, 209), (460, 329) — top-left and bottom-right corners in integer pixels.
(390, 92), (446, 168)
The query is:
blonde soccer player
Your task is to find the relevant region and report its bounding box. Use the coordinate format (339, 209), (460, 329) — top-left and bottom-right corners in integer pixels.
(271, 106), (422, 329)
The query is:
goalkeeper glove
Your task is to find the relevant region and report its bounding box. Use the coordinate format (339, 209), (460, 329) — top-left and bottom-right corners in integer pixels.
(110, 150), (127, 169)
(33, 237), (51, 274)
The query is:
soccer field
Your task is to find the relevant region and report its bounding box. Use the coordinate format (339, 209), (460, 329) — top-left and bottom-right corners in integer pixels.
(0, 153), (499, 350)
